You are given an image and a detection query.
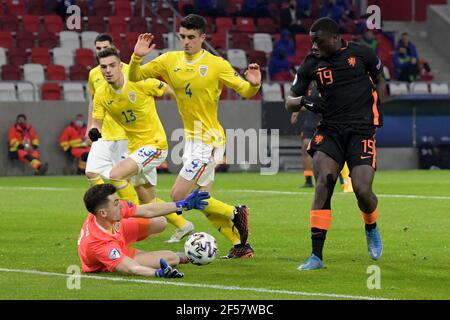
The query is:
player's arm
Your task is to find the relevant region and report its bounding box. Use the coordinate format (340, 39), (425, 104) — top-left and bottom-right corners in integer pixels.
(161, 83), (176, 100)
(89, 95), (105, 142)
(134, 189), (210, 218)
(129, 33), (162, 81)
(219, 61), (261, 98)
(286, 57), (315, 112)
(363, 45), (386, 103)
(115, 257), (183, 278)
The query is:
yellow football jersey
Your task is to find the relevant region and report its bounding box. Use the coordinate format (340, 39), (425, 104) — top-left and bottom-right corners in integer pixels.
(128, 50), (260, 146)
(88, 63), (129, 141)
(92, 76), (168, 153)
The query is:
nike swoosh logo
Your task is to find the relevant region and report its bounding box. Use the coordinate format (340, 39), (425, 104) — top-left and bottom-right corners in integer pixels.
(317, 67), (327, 71)
(360, 155), (372, 159)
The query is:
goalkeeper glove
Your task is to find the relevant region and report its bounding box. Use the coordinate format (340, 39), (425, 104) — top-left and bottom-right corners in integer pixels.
(175, 189), (210, 211)
(155, 258), (184, 278)
(88, 128), (102, 142)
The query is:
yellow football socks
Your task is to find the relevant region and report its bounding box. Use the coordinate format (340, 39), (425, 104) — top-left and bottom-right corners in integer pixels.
(110, 179), (139, 204)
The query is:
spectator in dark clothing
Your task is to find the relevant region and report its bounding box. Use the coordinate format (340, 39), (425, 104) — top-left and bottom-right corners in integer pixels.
(394, 46), (420, 82)
(274, 29), (296, 57)
(359, 29), (379, 53)
(269, 50), (291, 79)
(320, 0), (345, 23)
(280, 0), (306, 34)
(396, 33), (419, 61)
(243, 0), (270, 18)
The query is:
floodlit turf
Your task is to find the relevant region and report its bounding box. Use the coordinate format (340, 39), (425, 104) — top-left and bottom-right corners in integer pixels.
(0, 171), (449, 300)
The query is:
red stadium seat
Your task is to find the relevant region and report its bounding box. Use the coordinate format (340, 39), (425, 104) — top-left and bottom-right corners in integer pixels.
(6, 0), (26, 16)
(125, 32), (140, 50)
(31, 48), (51, 66)
(248, 50), (267, 68)
(130, 17), (148, 33)
(41, 83), (62, 100)
(44, 15), (64, 34)
(28, 0), (45, 15)
(46, 64), (66, 81)
(86, 16), (106, 33)
(7, 47), (28, 67)
(271, 71), (293, 82)
(231, 33), (252, 51)
(75, 48), (95, 68)
(0, 31), (14, 49)
(236, 17), (255, 33)
(109, 16), (128, 34)
(69, 64), (89, 80)
(0, 15), (20, 32)
(256, 18), (278, 34)
(119, 45), (133, 63)
(215, 17), (234, 34)
(93, 0), (111, 16)
(210, 33), (227, 50)
(115, 0), (132, 16)
(16, 32), (36, 49)
(1, 65), (21, 80)
(38, 31), (58, 48)
(22, 15), (42, 33)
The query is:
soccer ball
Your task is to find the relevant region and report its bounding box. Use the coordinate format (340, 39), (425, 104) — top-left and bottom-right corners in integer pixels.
(184, 232), (218, 265)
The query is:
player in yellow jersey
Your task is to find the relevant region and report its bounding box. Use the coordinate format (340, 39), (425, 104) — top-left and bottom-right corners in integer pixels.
(91, 49), (194, 241)
(128, 14), (261, 258)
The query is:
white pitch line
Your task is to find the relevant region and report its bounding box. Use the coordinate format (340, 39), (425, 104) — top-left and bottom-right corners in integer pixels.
(1, 186), (450, 201)
(0, 267), (391, 300)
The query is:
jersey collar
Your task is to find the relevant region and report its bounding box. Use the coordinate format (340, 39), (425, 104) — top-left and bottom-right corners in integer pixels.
(184, 49), (206, 65)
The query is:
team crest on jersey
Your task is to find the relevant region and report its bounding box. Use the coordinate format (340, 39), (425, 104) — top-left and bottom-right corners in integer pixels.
(314, 134), (324, 145)
(347, 56), (356, 67)
(128, 92), (136, 103)
(109, 248), (121, 260)
(199, 65), (208, 77)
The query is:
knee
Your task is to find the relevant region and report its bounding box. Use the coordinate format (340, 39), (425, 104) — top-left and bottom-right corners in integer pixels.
(353, 183), (373, 201)
(152, 217), (167, 234)
(109, 168), (124, 180)
(85, 171), (98, 180)
(170, 188), (187, 201)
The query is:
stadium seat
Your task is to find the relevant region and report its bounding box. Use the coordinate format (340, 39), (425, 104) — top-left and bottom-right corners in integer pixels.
(209, 33), (227, 50)
(109, 16), (128, 34)
(44, 15), (64, 33)
(0, 48), (7, 67)
(231, 33), (252, 51)
(29, 0), (46, 15)
(86, 16), (106, 33)
(256, 17), (278, 33)
(253, 33), (273, 54)
(23, 63), (45, 85)
(118, 45), (133, 63)
(38, 31), (59, 48)
(236, 17), (255, 33)
(75, 48), (95, 68)
(262, 83), (283, 101)
(31, 48), (52, 66)
(16, 32), (36, 49)
(17, 82), (36, 101)
(7, 48), (28, 67)
(247, 50), (267, 68)
(59, 31), (81, 51)
(157, 7), (174, 22)
(0, 15), (20, 32)
(125, 32), (140, 50)
(388, 82), (409, 95)
(271, 71), (293, 82)
(0, 31), (14, 49)
(63, 83), (86, 101)
(69, 64), (89, 80)
(114, 0), (133, 16)
(227, 49), (248, 70)
(1, 65), (21, 80)
(93, 1), (111, 16)
(22, 15), (42, 33)
(46, 64), (67, 81)
(130, 17), (149, 33)
(410, 82), (429, 94)
(81, 31), (99, 51)
(6, 0), (26, 16)
(215, 17), (234, 34)
(53, 47), (74, 68)
(0, 82), (17, 101)
(41, 82), (62, 100)
(430, 83), (449, 95)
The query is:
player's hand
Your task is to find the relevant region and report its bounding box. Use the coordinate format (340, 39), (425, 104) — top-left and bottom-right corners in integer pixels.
(175, 189), (210, 211)
(134, 33), (156, 58)
(155, 258), (184, 278)
(244, 63), (261, 86)
(88, 128), (102, 142)
(290, 112), (300, 124)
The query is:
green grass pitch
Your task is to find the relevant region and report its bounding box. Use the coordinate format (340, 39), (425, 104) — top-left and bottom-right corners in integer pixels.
(0, 171), (449, 300)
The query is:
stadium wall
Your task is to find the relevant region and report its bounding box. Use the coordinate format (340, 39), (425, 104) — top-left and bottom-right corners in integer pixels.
(0, 101), (262, 176)
(427, 4), (450, 64)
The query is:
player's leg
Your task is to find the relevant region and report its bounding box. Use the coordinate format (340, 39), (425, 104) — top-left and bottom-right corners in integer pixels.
(301, 137), (314, 188)
(347, 134), (382, 260)
(109, 157), (140, 204)
(341, 162), (353, 193)
(133, 249), (181, 268)
(85, 139), (110, 186)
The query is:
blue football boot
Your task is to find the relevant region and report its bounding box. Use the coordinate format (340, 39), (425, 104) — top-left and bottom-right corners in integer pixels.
(297, 254), (324, 271)
(365, 226), (383, 260)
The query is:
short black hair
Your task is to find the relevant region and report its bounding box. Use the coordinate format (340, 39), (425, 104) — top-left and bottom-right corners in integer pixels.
(83, 184), (117, 215)
(95, 33), (113, 44)
(310, 17), (340, 36)
(97, 47), (121, 60)
(180, 14), (206, 34)
(16, 114), (26, 121)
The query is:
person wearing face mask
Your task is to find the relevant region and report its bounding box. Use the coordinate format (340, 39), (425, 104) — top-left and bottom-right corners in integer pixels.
(8, 114), (48, 175)
(59, 114), (91, 174)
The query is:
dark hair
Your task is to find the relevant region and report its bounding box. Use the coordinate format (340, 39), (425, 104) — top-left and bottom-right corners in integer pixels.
(180, 14), (206, 34)
(95, 33), (113, 44)
(83, 184), (117, 215)
(310, 17), (339, 36)
(97, 47), (121, 60)
(16, 114), (26, 121)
